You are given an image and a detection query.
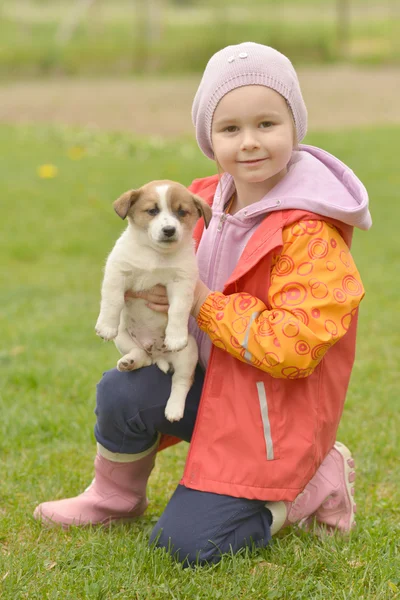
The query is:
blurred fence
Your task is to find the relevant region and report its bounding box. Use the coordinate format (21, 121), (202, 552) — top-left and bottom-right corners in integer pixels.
(0, 0), (399, 77)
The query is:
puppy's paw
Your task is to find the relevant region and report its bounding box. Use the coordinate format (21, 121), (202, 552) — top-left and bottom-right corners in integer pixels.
(95, 323), (118, 341)
(117, 357), (137, 372)
(154, 358), (171, 374)
(117, 353), (152, 372)
(164, 334), (188, 353)
(164, 401), (185, 422)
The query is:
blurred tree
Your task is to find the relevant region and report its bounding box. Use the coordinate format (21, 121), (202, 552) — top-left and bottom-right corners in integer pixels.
(56, 0), (98, 45)
(337, 0), (351, 57)
(135, 0), (164, 72)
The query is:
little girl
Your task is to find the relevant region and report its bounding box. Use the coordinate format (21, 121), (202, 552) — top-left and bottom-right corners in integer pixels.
(34, 42), (371, 565)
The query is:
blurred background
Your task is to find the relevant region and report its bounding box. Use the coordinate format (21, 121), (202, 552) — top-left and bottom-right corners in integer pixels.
(0, 0), (399, 136)
(1, 0), (399, 74)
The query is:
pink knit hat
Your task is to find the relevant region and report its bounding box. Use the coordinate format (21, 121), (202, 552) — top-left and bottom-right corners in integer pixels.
(192, 42), (308, 160)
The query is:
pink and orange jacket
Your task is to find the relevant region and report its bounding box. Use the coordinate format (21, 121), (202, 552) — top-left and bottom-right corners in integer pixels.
(160, 144), (371, 502)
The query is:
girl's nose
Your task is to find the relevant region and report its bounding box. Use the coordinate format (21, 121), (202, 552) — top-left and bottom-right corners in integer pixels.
(240, 130), (261, 151)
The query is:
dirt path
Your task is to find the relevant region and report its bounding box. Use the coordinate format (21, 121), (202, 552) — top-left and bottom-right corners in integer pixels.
(0, 66), (398, 137)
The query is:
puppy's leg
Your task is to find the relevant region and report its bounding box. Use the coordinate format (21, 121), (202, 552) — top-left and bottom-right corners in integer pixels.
(95, 267), (125, 341)
(117, 349), (152, 372)
(164, 335), (198, 422)
(116, 335), (152, 372)
(153, 357), (172, 374)
(164, 280), (195, 352)
(114, 328), (138, 355)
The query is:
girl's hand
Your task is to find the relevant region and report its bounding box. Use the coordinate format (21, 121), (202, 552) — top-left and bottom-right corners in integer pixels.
(125, 280), (212, 317)
(125, 285), (169, 313)
(191, 280), (211, 318)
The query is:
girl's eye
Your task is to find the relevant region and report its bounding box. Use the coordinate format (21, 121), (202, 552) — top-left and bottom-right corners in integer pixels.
(177, 208), (188, 218)
(260, 121), (273, 128)
(146, 207), (160, 216)
(224, 126), (238, 133)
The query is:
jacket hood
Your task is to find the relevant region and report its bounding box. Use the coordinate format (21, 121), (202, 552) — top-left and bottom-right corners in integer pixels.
(218, 144), (372, 230)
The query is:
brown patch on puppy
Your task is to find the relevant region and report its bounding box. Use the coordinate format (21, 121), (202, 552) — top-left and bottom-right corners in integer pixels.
(130, 191), (162, 230)
(114, 184), (162, 228)
(165, 184), (212, 230)
(168, 186), (200, 232)
(191, 194), (212, 228)
(113, 189), (141, 220)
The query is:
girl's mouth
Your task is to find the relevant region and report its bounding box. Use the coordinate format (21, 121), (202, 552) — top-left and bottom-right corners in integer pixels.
(238, 158), (268, 165)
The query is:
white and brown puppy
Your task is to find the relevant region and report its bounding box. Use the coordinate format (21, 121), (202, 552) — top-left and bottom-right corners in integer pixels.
(95, 180), (212, 422)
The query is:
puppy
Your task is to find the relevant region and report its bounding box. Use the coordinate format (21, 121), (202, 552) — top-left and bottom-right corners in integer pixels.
(95, 180), (212, 422)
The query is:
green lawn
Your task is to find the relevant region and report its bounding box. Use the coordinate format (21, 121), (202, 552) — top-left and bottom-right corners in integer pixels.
(0, 124), (399, 598)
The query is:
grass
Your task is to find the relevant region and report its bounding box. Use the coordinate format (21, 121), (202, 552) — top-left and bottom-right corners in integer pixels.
(0, 122), (399, 598)
(0, 1), (398, 77)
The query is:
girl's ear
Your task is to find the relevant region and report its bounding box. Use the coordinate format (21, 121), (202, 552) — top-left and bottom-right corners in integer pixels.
(289, 109), (299, 150)
(192, 195), (212, 228)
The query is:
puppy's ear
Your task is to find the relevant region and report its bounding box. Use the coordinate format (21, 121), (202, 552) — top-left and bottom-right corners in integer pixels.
(192, 195), (212, 229)
(113, 189), (141, 220)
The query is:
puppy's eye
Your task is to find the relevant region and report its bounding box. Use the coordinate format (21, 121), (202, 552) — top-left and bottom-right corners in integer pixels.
(146, 206), (160, 216)
(177, 208), (188, 218)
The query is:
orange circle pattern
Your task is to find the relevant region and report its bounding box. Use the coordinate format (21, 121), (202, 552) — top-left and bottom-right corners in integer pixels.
(297, 262), (314, 276)
(309, 278), (329, 300)
(256, 316), (275, 337)
(311, 343), (331, 360)
(267, 309), (287, 324)
(295, 340), (311, 355)
(342, 274), (363, 296)
(275, 255), (295, 276)
(202, 221), (364, 380)
(282, 320), (300, 338)
(326, 261), (336, 271)
(291, 220), (324, 237)
(211, 294), (231, 311)
(272, 282), (308, 307)
(233, 293), (258, 315)
(308, 238), (329, 259)
(291, 308), (310, 326)
(333, 288), (347, 303)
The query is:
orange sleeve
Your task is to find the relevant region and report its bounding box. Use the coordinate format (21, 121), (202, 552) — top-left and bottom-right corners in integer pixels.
(197, 220), (365, 378)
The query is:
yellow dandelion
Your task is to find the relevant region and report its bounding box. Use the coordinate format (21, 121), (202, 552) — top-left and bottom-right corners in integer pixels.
(38, 164), (58, 179)
(67, 146), (86, 160)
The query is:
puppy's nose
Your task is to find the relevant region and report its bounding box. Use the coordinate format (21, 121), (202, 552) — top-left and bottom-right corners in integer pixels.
(162, 226), (176, 238)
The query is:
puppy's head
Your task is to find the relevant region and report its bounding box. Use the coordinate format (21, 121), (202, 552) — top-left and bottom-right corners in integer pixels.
(113, 180), (212, 251)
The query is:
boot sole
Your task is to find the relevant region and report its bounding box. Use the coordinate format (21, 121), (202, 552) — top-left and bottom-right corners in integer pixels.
(34, 506), (147, 530)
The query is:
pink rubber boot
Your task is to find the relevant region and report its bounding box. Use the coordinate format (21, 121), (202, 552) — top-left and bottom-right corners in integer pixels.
(33, 447), (156, 529)
(266, 441), (357, 535)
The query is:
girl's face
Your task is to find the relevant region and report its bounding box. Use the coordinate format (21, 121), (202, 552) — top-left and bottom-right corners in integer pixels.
(211, 86), (295, 193)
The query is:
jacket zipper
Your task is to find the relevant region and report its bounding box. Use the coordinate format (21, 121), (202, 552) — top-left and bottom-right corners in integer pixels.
(208, 212), (228, 287)
(217, 213), (228, 232)
(195, 212), (228, 371)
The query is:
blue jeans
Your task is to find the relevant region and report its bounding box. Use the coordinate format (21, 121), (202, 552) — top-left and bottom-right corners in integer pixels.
(95, 365), (272, 565)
